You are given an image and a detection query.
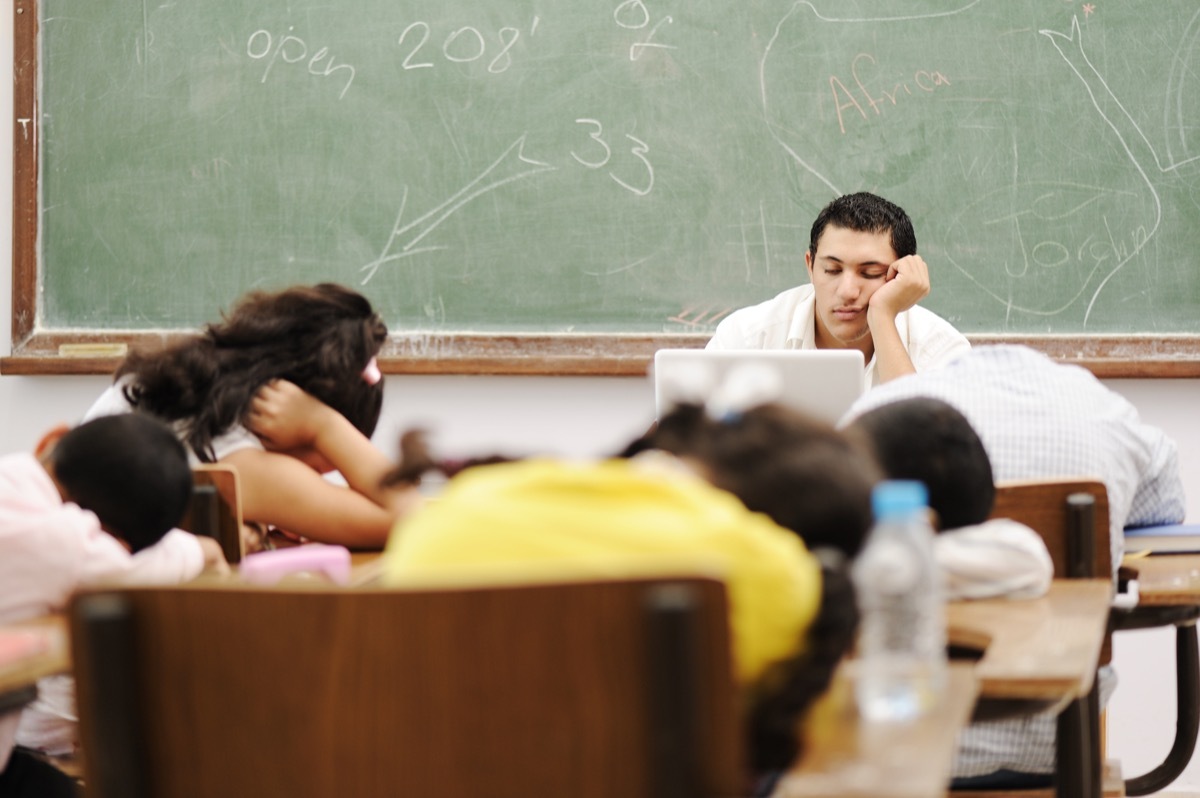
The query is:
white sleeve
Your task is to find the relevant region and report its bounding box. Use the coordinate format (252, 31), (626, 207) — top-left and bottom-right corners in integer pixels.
(934, 519), (1054, 601)
(81, 381), (133, 422)
(121, 529), (207, 585)
(705, 318), (739, 350)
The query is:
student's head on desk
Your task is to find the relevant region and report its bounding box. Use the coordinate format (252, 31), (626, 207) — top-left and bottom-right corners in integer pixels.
(619, 401), (882, 558)
(35, 414), (193, 552)
(847, 396), (995, 530)
(114, 282), (387, 463)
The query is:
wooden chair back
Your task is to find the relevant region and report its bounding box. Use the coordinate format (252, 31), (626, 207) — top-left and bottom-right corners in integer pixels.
(989, 478), (1112, 581)
(69, 576), (743, 798)
(179, 464), (244, 563)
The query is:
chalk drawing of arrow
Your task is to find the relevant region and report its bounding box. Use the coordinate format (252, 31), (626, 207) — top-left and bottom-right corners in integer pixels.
(360, 134), (556, 283)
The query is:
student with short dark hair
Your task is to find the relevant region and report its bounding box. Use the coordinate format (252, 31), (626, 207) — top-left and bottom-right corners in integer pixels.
(47, 412), (194, 552)
(846, 396), (1052, 601)
(707, 192), (970, 386)
(0, 415), (225, 797)
(850, 396), (995, 531)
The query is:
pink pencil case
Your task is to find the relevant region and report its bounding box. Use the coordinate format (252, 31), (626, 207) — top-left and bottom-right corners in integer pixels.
(240, 544), (352, 586)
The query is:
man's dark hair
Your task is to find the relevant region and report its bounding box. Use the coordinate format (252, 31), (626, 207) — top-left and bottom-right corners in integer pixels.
(849, 397), (995, 530)
(50, 414), (194, 552)
(809, 192), (917, 261)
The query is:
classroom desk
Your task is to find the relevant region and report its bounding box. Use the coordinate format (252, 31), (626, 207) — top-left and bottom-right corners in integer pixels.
(948, 580), (1114, 798)
(946, 579), (1112, 710)
(779, 662), (978, 798)
(0, 615), (69, 714)
(1123, 552), (1200, 606)
(1114, 552), (1200, 795)
(782, 582), (1112, 798)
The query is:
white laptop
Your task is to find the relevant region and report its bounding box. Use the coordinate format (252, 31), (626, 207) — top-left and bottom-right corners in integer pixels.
(652, 349), (865, 424)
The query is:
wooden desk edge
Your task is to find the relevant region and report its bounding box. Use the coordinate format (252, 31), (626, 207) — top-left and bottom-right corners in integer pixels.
(946, 580), (1111, 702)
(1122, 552), (1200, 607)
(0, 615), (70, 695)
(781, 662), (978, 798)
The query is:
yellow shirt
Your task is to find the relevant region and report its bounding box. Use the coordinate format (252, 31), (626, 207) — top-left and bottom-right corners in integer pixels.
(383, 457), (821, 684)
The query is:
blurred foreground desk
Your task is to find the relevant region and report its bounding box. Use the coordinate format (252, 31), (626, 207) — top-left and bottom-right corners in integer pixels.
(948, 580), (1112, 711)
(0, 615), (69, 714)
(947, 579), (1114, 798)
(779, 662), (978, 798)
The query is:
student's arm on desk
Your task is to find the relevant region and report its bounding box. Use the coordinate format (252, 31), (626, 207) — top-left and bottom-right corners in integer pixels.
(934, 519), (1054, 601)
(246, 379), (423, 518)
(222, 448), (398, 549)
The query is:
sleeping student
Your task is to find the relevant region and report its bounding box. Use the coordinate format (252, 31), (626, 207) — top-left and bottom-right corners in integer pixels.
(0, 415), (226, 798)
(83, 283), (422, 550)
(377, 398), (882, 795)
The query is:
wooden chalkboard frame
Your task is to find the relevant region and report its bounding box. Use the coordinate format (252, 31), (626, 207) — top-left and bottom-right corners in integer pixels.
(7, 0), (1200, 378)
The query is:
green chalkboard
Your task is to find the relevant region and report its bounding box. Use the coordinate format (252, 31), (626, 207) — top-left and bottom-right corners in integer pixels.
(10, 0), (1200, 374)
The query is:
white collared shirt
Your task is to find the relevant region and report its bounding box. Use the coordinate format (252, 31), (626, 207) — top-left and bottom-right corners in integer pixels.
(705, 284), (971, 387)
(84, 379), (264, 465)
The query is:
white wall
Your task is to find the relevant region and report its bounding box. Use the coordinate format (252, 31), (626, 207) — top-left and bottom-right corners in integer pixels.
(4, 11), (1200, 792)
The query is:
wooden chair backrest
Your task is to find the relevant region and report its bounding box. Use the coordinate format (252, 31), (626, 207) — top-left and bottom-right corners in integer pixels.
(989, 478), (1112, 581)
(179, 464), (244, 563)
(69, 576), (743, 798)
(989, 477), (1113, 666)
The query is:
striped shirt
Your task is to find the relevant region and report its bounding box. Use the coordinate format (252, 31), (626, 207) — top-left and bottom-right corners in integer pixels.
(841, 344), (1185, 777)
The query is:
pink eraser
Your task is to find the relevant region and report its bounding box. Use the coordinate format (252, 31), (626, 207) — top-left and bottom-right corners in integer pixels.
(240, 544), (352, 585)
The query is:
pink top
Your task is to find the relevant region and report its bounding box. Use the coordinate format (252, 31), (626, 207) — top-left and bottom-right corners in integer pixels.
(0, 451), (206, 765)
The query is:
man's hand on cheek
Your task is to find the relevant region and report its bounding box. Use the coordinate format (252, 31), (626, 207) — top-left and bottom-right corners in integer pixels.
(868, 255), (931, 322)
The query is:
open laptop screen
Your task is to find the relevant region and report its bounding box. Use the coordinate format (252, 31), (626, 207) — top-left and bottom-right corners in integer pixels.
(652, 349), (865, 424)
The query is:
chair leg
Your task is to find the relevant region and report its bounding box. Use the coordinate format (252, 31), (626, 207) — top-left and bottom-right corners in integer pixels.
(1055, 680), (1101, 798)
(1125, 621), (1200, 796)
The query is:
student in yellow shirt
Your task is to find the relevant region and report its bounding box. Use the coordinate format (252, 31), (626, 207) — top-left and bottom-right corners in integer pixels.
(378, 402), (880, 789)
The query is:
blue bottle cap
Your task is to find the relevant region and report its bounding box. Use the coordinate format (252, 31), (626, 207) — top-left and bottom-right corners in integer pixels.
(871, 480), (929, 520)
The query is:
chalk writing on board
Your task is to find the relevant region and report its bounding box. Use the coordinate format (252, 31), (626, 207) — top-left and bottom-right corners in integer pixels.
(569, 120), (656, 196)
(758, 0), (983, 196)
(829, 55), (952, 135)
(613, 0), (676, 62)
(669, 303), (735, 329)
(932, 13), (1200, 324)
(30, 0), (1200, 340)
(360, 136), (556, 284)
(754, 2), (1200, 327)
(246, 26), (356, 99)
(397, 20), (534, 75)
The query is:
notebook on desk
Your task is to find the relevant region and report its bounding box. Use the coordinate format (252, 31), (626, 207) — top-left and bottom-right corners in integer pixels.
(1124, 524), (1200, 555)
(652, 348), (865, 424)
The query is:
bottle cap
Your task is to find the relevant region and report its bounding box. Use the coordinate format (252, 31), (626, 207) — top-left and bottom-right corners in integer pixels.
(871, 480), (929, 520)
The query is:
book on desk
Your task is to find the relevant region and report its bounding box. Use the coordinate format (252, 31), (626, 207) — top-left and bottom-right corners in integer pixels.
(1124, 524), (1200, 555)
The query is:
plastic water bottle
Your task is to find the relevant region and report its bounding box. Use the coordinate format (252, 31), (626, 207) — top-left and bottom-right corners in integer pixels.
(852, 480), (947, 722)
